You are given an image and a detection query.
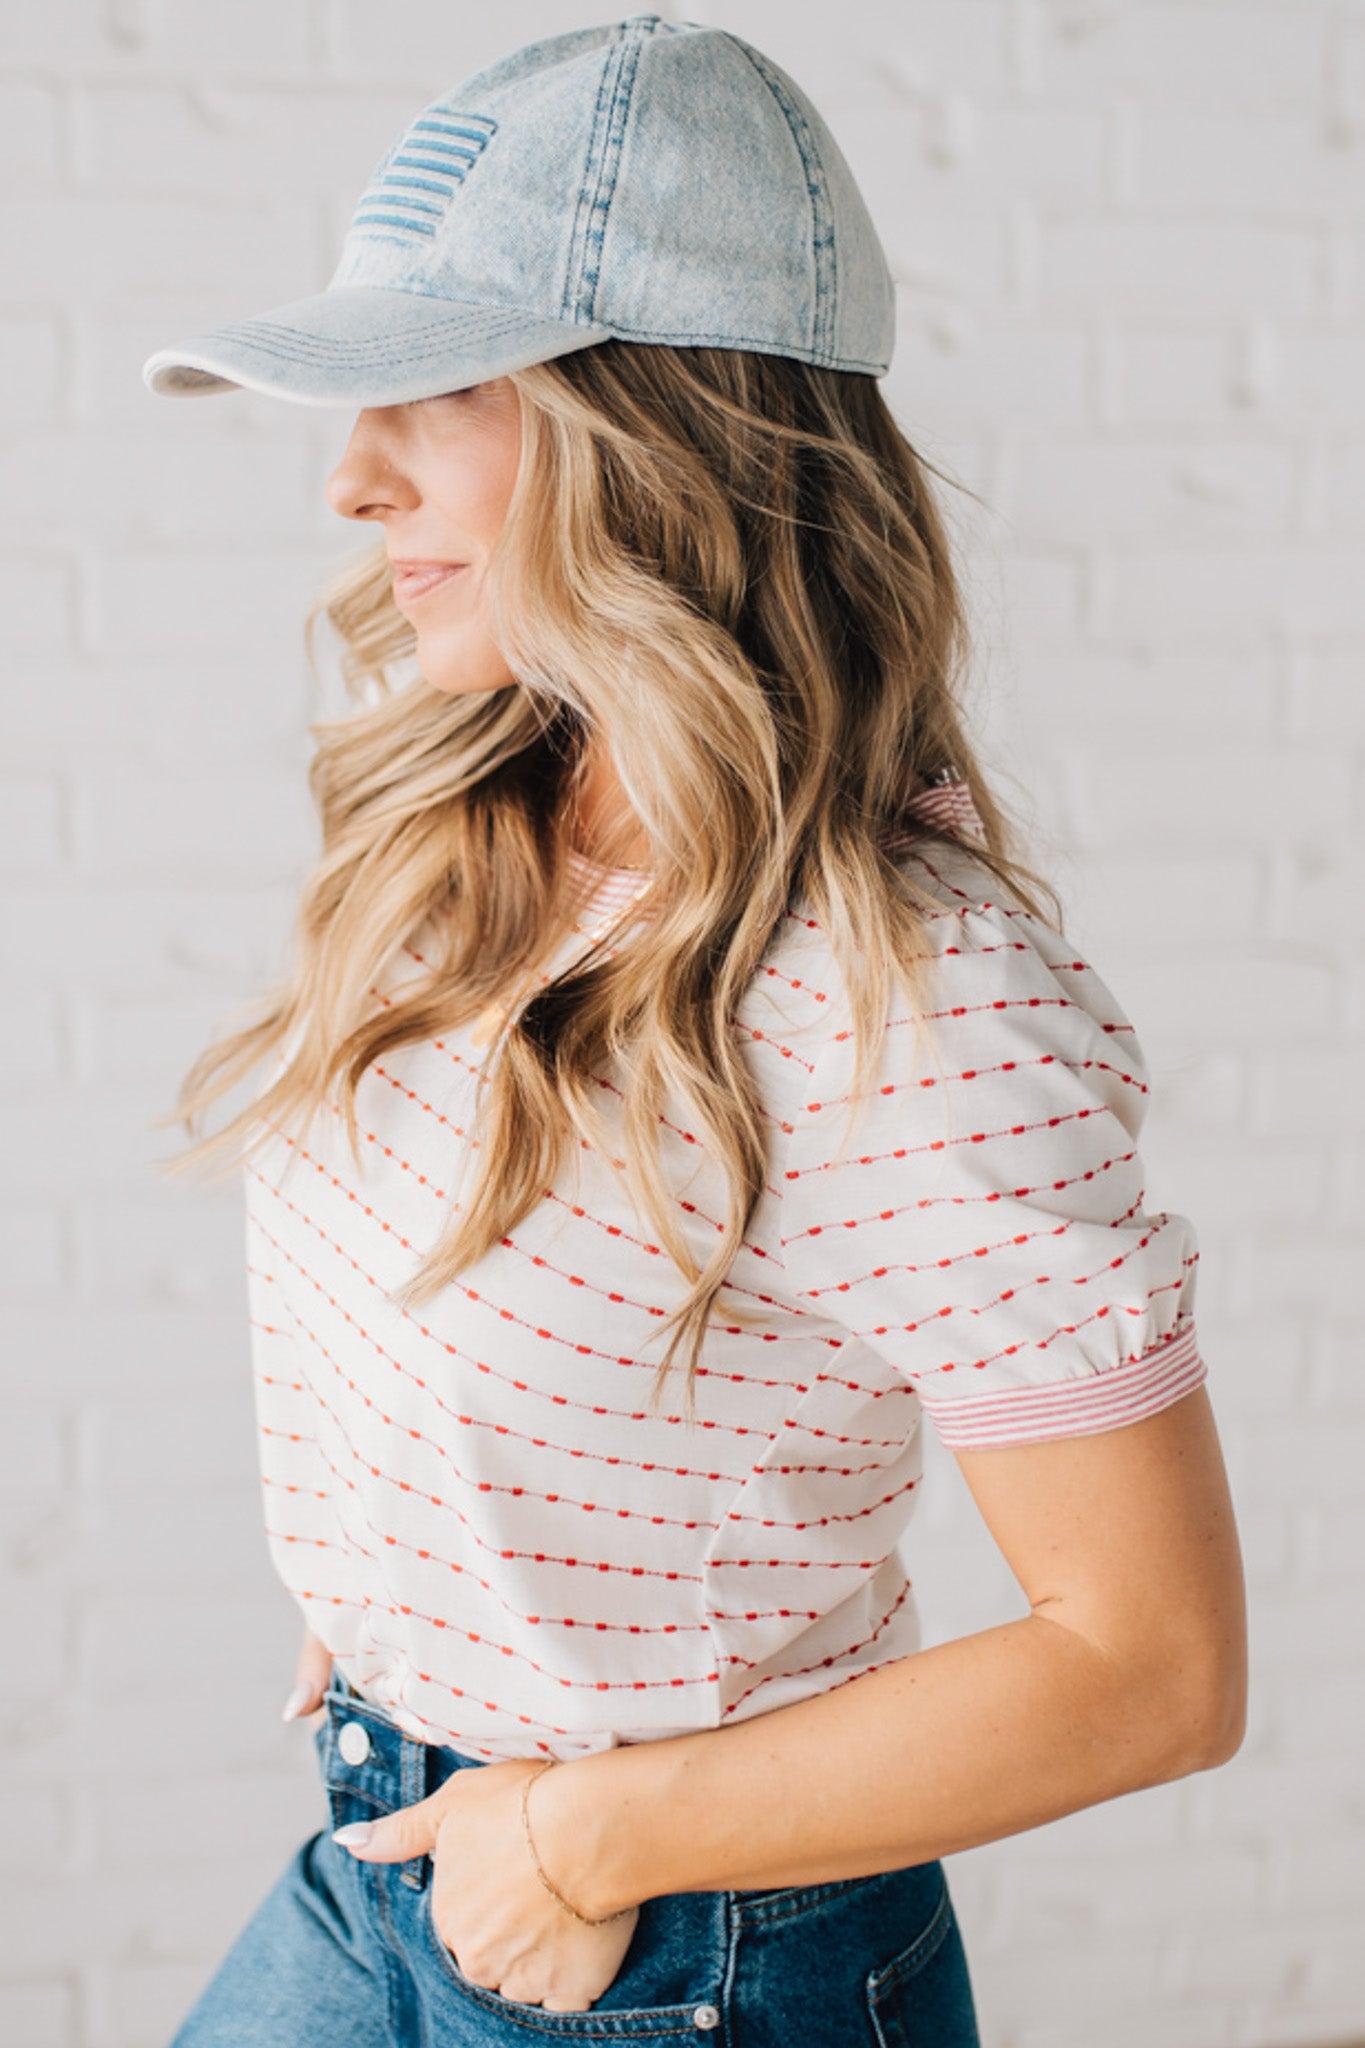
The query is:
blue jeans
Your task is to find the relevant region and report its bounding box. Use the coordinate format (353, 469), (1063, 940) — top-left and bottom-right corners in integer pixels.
(168, 1661), (981, 2045)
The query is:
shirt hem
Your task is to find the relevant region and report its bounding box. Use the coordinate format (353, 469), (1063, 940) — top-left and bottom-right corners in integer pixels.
(920, 1318), (1207, 1448)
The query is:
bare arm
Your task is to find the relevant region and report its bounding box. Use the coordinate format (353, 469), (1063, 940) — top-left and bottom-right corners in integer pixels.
(532, 1383), (1248, 1917)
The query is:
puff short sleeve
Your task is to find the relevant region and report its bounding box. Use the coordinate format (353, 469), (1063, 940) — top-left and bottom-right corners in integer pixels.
(778, 885), (1207, 1450)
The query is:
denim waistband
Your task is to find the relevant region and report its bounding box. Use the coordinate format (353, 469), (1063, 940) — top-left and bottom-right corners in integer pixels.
(322, 1660), (489, 1768)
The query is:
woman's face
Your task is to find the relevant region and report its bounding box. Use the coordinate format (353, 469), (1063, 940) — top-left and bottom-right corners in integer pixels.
(325, 378), (523, 695)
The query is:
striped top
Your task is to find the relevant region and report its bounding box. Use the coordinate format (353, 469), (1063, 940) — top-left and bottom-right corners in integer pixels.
(244, 777), (1206, 1761)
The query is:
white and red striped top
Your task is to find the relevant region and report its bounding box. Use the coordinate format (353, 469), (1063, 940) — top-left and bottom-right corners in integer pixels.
(244, 777), (1206, 1761)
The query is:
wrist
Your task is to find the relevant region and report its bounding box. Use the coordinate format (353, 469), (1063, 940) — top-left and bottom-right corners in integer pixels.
(527, 1741), (673, 1921)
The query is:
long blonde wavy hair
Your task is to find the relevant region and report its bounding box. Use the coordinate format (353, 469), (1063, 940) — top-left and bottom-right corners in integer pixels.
(154, 340), (1062, 1421)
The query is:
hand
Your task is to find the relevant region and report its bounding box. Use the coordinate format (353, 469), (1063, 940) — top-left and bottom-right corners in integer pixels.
(280, 1624), (333, 1727)
(332, 1752), (639, 2013)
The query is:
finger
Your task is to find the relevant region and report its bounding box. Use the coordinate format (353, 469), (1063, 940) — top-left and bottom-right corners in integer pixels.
(282, 1628), (334, 1723)
(332, 1789), (442, 1863)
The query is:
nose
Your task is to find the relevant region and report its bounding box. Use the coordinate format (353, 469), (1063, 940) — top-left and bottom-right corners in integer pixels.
(325, 412), (417, 523)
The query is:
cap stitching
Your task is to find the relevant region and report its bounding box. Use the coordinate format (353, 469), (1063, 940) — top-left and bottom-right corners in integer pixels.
(171, 318), (886, 378)
(723, 39), (837, 366)
(204, 310), (534, 366)
(562, 18), (652, 328)
(225, 305), (529, 343)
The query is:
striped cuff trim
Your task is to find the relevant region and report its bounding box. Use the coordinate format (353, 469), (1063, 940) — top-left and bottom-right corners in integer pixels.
(921, 1319), (1207, 1449)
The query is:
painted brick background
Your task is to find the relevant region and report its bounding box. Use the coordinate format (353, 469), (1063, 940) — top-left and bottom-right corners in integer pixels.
(2, 3), (1362, 2046)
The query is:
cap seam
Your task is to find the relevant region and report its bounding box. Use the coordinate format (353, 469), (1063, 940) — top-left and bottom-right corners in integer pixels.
(562, 17), (654, 329)
(723, 37), (837, 367)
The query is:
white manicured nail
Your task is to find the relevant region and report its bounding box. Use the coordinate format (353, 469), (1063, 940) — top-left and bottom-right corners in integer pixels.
(332, 1822), (374, 1850)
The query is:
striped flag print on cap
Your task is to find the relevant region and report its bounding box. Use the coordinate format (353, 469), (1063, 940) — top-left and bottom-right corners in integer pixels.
(347, 104), (498, 247)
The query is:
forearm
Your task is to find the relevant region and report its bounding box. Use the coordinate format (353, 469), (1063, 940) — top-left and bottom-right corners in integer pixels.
(539, 1611), (1225, 1919)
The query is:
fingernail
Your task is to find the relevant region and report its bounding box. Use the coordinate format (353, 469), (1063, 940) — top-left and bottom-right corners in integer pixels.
(331, 1822), (374, 1850)
(281, 1683), (314, 1722)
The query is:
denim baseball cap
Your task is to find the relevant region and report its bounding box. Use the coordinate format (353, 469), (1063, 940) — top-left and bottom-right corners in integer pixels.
(141, 12), (895, 407)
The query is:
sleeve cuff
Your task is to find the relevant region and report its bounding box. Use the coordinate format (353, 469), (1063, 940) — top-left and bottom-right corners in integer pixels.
(919, 1319), (1207, 1450)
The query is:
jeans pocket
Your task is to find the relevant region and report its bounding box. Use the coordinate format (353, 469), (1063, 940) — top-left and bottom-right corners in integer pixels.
(417, 1880), (725, 2040)
(864, 1877), (980, 2048)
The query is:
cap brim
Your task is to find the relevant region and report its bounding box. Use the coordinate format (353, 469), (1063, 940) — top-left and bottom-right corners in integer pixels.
(141, 285), (615, 406)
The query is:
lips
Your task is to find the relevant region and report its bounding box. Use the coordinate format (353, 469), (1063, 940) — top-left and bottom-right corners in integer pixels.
(390, 560), (467, 602)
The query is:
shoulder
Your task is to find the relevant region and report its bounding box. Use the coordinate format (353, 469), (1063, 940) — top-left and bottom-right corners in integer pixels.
(753, 840), (1145, 1117)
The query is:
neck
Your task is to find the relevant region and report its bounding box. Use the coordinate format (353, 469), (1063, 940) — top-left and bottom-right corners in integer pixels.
(567, 756), (651, 869)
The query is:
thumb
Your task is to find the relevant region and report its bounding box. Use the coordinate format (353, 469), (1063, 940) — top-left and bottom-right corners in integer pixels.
(332, 1790), (444, 1863)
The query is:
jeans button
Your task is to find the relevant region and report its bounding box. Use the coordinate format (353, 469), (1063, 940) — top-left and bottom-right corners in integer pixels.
(338, 1720), (372, 1766)
(692, 2005), (721, 2030)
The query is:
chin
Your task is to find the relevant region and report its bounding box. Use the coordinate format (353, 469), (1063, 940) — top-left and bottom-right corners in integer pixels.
(415, 633), (516, 696)
(421, 673), (505, 697)
(419, 659), (519, 697)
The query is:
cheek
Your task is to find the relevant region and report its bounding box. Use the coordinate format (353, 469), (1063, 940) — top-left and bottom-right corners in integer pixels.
(458, 475), (517, 551)
(468, 410), (522, 529)
(432, 414), (520, 545)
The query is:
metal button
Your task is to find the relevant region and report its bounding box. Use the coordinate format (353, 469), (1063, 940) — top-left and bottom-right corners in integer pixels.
(337, 1719), (372, 1766)
(692, 2006), (720, 2031)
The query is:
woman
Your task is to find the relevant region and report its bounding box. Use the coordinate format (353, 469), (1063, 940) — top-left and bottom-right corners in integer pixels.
(144, 16), (1247, 2045)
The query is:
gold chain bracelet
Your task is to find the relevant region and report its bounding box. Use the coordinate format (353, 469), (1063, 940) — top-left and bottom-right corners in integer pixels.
(519, 1759), (634, 1925)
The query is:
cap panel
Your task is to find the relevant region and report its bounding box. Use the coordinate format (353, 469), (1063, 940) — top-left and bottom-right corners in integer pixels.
(724, 32), (896, 374)
(821, 151), (897, 373)
(592, 25), (818, 359)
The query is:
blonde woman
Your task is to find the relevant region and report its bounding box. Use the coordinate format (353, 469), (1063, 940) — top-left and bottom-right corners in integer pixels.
(144, 16), (1247, 2047)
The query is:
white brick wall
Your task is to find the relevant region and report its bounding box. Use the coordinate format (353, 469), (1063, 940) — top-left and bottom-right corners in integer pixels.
(2, 3), (1361, 2045)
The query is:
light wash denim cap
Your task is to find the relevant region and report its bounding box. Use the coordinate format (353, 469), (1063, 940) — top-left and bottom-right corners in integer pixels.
(141, 12), (895, 407)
